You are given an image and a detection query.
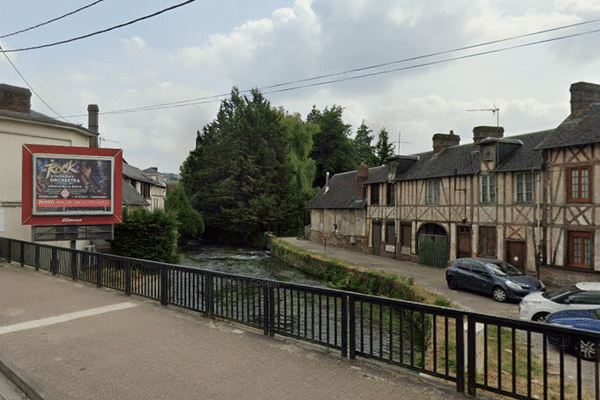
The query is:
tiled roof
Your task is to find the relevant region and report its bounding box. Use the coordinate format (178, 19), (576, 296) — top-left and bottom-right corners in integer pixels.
(123, 181), (150, 206)
(0, 109), (98, 137)
(396, 143), (480, 181)
(307, 170), (367, 210)
(362, 166), (387, 184)
(494, 130), (549, 172)
(536, 104), (600, 150)
(123, 162), (158, 185)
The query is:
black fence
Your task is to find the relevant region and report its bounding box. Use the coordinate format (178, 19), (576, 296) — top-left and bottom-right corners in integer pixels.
(1, 237), (600, 400)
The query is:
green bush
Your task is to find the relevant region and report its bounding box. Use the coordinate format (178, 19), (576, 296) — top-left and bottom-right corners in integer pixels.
(112, 207), (180, 264)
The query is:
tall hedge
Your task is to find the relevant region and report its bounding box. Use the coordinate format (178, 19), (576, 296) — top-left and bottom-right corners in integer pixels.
(112, 207), (180, 264)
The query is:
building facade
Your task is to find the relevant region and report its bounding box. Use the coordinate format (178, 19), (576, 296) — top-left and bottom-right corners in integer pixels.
(0, 84), (98, 244)
(308, 81), (600, 286)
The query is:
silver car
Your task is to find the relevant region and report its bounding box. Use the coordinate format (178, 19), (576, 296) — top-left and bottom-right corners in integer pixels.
(518, 282), (600, 321)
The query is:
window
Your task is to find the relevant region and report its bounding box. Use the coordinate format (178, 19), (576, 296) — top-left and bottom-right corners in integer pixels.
(478, 226), (497, 257)
(386, 183), (395, 206)
(567, 166), (591, 203)
(427, 179), (439, 204)
(567, 231), (593, 269)
(456, 260), (471, 271)
(480, 175), (496, 203)
(370, 184), (379, 205)
(515, 173), (534, 203)
(141, 182), (150, 199)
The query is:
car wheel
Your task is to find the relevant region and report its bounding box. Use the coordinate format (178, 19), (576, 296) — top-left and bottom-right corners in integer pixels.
(532, 312), (549, 322)
(492, 287), (507, 302)
(576, 340), (596, 361)
(447, 278), (458, 290)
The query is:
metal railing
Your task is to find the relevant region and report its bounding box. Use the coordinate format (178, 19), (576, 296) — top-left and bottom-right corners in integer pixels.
(1, 237), (599, 399)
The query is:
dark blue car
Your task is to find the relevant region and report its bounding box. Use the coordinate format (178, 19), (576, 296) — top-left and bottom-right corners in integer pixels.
(547, 308), (600, 361)
(445, 258), (545, 302)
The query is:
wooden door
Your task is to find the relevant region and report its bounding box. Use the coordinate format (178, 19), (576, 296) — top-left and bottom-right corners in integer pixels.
(372, 222), (382, 255)
(506, 241), (526, 271)
(457, 226), (471, 259)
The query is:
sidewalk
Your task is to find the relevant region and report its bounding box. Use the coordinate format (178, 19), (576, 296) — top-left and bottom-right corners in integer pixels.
(0, 262), (481, 400)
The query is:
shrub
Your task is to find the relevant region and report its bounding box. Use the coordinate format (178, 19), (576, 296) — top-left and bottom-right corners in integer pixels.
(112, 207), (180, 264)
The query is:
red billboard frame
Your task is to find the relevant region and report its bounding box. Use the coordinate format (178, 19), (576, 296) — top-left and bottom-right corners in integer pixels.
(22, 144), (123, 226)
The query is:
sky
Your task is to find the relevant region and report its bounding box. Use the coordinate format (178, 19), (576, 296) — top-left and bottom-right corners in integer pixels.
(2, 0), (600, 174)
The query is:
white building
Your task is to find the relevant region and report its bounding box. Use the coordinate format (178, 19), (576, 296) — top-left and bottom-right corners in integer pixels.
(0, 84), (99, 244)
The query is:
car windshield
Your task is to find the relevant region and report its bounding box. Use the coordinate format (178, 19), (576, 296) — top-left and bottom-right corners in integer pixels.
(485, 261), (524, 276)
(542, 284), (578, 300)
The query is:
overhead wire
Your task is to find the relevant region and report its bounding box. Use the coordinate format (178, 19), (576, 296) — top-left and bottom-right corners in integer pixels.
(0, 42), (68, 121)
(1, 0), (197, 53)
(0, 0), (196, 121)
(63, 18), (600, 117)
(0, 0), (106, 39)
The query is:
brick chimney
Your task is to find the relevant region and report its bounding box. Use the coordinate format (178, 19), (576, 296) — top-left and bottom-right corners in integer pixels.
(87, 104), (99, 148)
(357, 163), (368, 200)
(0, 84), (31, 113)
(432, 130), (460, 154)
(570, 82), (600, 117)
(473, 126), (504, 145)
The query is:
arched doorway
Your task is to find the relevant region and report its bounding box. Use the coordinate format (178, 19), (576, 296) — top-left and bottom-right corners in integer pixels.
(417, 223), (449, 268)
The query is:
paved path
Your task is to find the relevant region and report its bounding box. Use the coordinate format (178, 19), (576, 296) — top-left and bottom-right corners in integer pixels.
(280, 238), (519, 318)
(0, 261), (483, 400)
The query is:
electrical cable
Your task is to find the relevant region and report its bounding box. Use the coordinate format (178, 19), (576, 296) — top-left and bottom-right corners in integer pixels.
(1, 0), (196, 53)
(63, 19), (600, 117)
(0, 0), (106, 39)
(0, 42), (69, 122)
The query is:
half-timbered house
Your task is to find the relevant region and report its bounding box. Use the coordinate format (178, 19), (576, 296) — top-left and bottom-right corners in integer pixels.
(307, 81), (600, 285)
(536, 82), (600, 285)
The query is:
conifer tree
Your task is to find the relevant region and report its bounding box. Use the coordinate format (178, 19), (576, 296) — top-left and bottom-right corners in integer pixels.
(375, 127), (395, 166)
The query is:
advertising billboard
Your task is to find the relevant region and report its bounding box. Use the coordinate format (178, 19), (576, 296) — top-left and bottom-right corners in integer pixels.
(22, 145), (123, 226)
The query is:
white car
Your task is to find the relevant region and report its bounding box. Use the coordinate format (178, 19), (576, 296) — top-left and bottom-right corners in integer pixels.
(518, 282), (600, 321)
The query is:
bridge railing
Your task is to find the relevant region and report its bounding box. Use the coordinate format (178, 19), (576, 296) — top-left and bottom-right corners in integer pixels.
(1, 237), (599, 399)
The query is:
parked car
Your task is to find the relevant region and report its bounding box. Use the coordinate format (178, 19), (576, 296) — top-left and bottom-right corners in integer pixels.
(546, 308), (600, 360)
(445, 258), (545, 302)
(518, 282), (600, 321)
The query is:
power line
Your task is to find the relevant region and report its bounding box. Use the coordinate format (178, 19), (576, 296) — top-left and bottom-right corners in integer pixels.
(0, 0), (106, 39)
(1, 0), (197, 53)
(0, 42), (69, 122)
(64, 18), (600, 118)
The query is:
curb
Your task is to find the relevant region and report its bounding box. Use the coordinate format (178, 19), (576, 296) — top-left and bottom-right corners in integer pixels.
(0, 354), (45, 400)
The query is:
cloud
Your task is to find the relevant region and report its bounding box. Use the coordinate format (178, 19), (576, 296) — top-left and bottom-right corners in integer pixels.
(8, 0), (600, 174)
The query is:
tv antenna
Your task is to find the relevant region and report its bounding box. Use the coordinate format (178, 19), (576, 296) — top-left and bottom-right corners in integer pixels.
(467, 104), (500, 127)
(397, 131), (411, 155)
(99, 137), (120, 148)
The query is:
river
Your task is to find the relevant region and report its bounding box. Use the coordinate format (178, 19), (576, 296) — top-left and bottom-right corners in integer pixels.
(180, 245), (325, 287)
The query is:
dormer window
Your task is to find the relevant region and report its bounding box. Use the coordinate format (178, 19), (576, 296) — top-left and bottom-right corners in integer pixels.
(482, 145), (494, 161)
